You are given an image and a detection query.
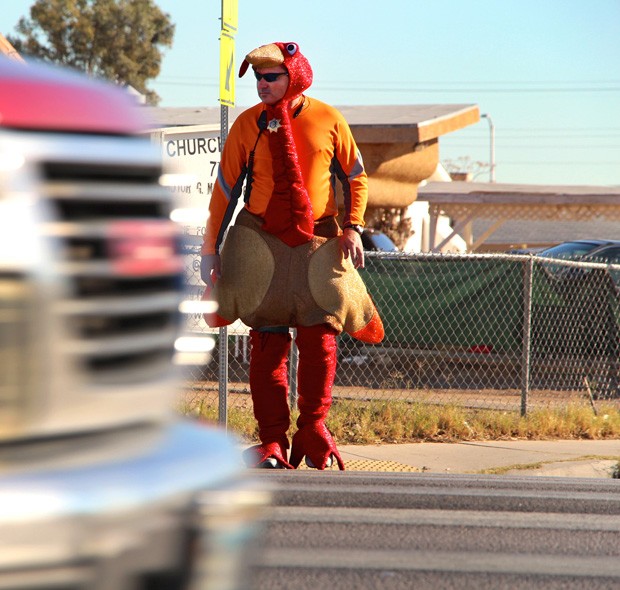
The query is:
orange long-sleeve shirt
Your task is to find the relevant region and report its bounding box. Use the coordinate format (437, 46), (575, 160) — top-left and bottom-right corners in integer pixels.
(201, 97), (368, 255)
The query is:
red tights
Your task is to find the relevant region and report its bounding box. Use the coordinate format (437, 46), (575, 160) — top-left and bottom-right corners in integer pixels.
(245, 324), (344, 470)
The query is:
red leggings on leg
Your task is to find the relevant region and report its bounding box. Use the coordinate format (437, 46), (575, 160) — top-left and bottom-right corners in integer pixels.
(244, 329), (293, 468)
(290, 324), (345, 470)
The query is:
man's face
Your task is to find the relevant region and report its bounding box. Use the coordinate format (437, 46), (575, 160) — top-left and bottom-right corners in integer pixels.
(254, 67), (289, 105)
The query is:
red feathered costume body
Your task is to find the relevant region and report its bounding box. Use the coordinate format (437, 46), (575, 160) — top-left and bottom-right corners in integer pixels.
(202, 42), (384, 470)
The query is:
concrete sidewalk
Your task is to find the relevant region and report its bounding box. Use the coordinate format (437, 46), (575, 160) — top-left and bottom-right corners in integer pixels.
(336, 439), (620, 478)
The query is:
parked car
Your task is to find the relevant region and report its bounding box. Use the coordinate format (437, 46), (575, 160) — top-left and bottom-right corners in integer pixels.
(537, 239), (620, 265)
(361, 229), (399, 252)
(528, 240), (620, 381)
(537, 239), (620, 286)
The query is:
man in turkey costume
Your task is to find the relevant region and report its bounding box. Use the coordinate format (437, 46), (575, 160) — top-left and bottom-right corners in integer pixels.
(200, 42), (384, 470)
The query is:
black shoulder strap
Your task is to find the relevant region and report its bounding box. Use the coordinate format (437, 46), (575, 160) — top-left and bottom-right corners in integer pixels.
(244, 110), (268, 203)
(214, 110), (267, 253)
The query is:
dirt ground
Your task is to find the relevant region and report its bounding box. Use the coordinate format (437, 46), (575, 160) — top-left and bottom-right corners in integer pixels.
(182, 379), (613, 414)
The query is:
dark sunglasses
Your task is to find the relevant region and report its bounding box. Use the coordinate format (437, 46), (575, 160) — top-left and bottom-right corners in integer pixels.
(253, 71), (288, 82)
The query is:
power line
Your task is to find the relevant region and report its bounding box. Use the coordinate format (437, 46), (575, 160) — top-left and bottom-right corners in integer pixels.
(159, 75), (620, 85)
(446, 144), (620, 149)
(155, 80), (218, 87)
(318, 86), (620, 94)
(450, 136), (620, 141)
(157, 75), (620, 84)
(490, 161), (620, 166)
(335, 79), (620, 85)
(496, 127), (620, 132)
(445, 134), (620, 142)
(453, 131), (620, 136)
(154, 77), (620, 94)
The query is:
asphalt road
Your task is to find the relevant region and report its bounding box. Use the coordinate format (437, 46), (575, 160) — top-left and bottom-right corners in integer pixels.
(247, 471), (620, 590)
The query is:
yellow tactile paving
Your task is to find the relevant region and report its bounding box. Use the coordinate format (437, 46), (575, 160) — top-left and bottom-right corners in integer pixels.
(298, 459), (420, 472)
(345, 459), (421, 472)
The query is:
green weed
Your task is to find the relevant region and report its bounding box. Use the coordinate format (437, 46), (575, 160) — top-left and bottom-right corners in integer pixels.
(179, 391), (620, 445)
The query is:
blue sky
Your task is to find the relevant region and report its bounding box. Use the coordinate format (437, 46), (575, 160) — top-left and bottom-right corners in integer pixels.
(4, 0), (620, 186)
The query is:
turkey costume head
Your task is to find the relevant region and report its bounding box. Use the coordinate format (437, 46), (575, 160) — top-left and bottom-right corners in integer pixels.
(239, 41), (313, 106)
(239, 42), (315, 247)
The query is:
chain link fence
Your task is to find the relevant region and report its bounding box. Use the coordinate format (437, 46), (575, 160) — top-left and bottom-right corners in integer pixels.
(181, 245), (620, 420)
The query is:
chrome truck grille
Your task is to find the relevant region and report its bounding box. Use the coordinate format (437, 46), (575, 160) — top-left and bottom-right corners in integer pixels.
(41, 158), (183, 384)
(0, 131), (185, 439)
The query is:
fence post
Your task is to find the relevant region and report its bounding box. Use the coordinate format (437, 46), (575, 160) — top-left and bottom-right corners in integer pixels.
(289, 329), (298, 410)
(520, 255), (534, 416)
(218, 103), (229, 428)
(607, 269), (619, 398)
(218, 327), (229, 428)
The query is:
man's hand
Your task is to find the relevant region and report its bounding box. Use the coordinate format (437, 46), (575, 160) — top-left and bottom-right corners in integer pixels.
(200, 254), (221, 289)
(340, 228), (364, 269)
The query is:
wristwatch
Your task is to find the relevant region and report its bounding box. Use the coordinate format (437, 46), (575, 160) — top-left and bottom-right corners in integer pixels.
(344, 224), (363, 235)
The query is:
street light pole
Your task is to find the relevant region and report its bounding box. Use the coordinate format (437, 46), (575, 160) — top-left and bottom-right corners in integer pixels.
(481, 113), (496, 182)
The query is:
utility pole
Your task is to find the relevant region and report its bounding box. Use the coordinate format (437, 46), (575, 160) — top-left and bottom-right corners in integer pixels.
(481, 113), (496, 182)
(218, 0), (238, 428)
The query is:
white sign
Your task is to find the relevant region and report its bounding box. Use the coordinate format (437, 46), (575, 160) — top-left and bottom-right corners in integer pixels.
(152, 124), (222, 235)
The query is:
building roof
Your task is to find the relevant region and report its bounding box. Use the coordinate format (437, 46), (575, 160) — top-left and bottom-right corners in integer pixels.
(418, 181), (620, 250)
(145, 104), (480, 210)
(418, 181), (620, 205)
(145, 103), (479, 143)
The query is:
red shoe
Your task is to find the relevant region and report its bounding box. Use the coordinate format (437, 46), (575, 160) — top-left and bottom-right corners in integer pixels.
(243, 441), (294, 469)
(290, 422), (345, 470)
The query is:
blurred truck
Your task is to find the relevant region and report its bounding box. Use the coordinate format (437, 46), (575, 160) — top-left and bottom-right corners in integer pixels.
(0, 53), (268, 589)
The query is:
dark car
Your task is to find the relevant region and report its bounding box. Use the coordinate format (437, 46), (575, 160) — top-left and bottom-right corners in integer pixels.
(537, 239), (620, 285)
(531, 240), (620, 385)
(537, 239), (620, 265)
(361, 229), (399, 252)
